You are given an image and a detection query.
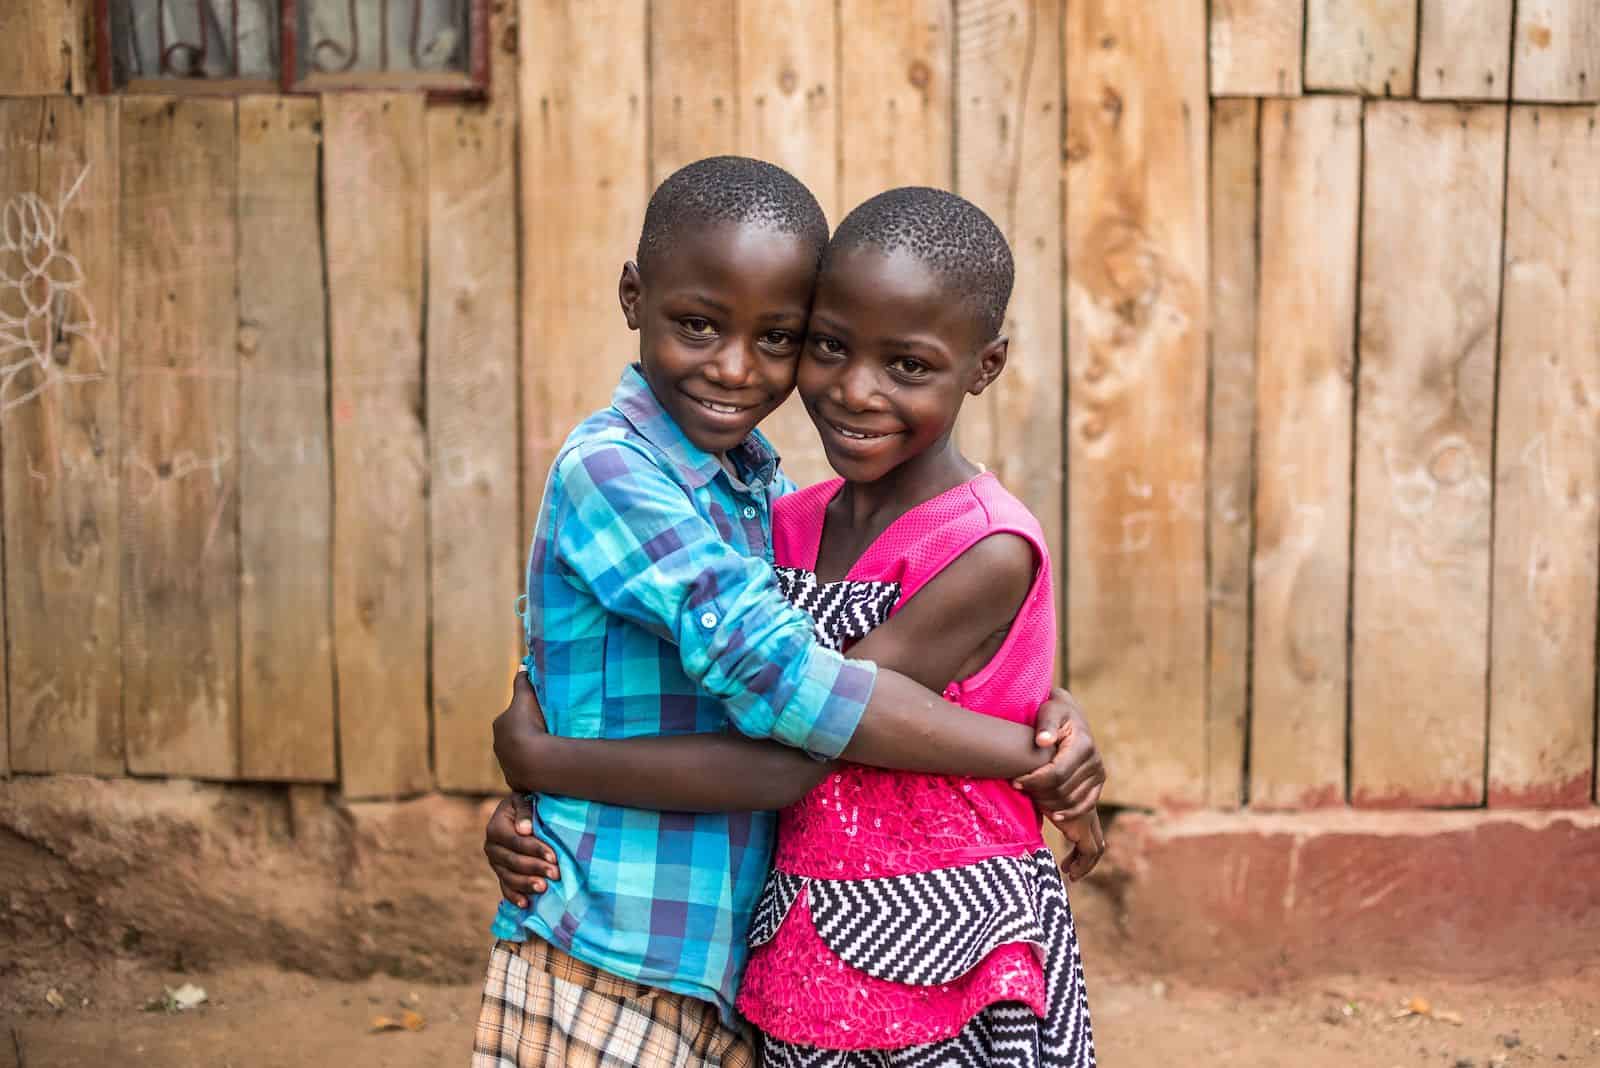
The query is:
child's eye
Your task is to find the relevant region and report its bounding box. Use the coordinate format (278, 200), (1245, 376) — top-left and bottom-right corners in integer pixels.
(890, 357), (929, 377)
(760, 329), (798, 350)
(680, 317), (716, 337)
(810, 336), (845, 359)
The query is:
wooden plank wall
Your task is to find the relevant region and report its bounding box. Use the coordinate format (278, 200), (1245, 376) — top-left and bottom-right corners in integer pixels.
(1, 1), (1597, 812)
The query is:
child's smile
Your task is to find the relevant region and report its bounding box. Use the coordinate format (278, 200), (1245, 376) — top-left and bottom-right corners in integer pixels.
(619, 220), (817, 455)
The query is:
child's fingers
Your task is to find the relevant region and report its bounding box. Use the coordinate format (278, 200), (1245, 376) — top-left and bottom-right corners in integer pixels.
(485, 843), (560, 882)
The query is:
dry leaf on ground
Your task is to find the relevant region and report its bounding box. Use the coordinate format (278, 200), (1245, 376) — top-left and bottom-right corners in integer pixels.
(370, 1009), (426, 1033)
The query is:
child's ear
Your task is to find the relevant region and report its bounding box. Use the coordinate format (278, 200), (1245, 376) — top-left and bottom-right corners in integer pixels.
(969, 336), (1009, 396)
(618, 262), (643, 330)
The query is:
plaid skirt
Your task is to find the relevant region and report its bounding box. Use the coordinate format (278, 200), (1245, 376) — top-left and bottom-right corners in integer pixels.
(473, 938), (756, 1068)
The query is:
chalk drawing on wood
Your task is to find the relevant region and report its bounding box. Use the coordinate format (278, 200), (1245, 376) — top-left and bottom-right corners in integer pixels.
(0, 167), (103, 415)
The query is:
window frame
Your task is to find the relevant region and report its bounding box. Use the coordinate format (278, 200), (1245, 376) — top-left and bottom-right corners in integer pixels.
(93, 0), (492, 99)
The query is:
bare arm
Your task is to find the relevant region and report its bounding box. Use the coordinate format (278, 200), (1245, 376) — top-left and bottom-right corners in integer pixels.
(495, 693), (832, 812)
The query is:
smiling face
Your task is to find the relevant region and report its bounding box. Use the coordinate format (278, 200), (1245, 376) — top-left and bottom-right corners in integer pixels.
(620, 221), (819, 455)
(798, 244), (1006, 487)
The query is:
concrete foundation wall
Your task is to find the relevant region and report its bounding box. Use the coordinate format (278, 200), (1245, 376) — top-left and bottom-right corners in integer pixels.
(3, 777), (1597, 1013)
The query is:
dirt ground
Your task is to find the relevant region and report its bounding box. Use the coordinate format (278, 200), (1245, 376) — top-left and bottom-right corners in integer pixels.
(4, 957), (1596, 1068)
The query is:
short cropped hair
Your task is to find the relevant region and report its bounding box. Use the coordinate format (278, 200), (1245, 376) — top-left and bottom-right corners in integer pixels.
(823, 187), (1014, 340)
(635, 156), (829, 277)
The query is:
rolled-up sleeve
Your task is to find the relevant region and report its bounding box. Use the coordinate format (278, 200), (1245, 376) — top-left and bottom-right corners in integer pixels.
(551, 440), (874, 758)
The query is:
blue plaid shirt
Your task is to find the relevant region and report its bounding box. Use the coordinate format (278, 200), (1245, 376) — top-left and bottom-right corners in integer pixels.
(492, 365), (876, 1021)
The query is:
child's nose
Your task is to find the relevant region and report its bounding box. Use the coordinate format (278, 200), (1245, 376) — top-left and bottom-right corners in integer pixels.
(705, 344), (755, 386)
(837, 364), (878, 411)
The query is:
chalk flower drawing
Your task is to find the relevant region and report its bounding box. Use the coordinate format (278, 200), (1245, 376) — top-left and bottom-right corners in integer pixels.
(0, 166), (104, 415)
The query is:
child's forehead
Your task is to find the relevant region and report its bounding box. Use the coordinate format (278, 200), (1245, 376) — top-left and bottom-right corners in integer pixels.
(649, 221), (823, 287)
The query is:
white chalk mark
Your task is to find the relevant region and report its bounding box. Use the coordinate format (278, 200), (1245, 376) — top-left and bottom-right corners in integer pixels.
(0, 164), (105, 416)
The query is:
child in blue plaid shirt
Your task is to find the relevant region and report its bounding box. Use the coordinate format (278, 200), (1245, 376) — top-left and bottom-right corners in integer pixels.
(472, 158), (1102, 1068)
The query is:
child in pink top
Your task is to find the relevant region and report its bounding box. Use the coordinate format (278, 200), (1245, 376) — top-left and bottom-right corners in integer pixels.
(734, 188), (1094, 1065)
(487, 186), (1100, 1066)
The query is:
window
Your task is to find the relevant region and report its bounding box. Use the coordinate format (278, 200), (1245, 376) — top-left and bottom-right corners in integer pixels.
(95, 0), (490, 97)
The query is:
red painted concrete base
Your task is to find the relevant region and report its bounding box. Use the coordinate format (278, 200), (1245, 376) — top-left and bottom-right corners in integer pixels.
(1084, 809), (1600, 985)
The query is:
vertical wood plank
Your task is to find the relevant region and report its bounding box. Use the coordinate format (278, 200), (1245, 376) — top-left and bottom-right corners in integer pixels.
(1419, 0), (1514, 100)
(955, 0), (1064, 670)
(1489, 105), (1599, 807)
(1206, 97), (1258, 809)
(120, 97), (238, 779)
(324, 92), (430, 799)
(0, 97), (122, 775)
(1352, 102), (1506, 808)
(237, 96), (334, 782)
(650, 0), (738, 185)
(1514, 1), (1600, 102)
(0, 0), (86, 95)
(428, 9), (522, 793)
(1065, 1), (1210, 808)
(521, 0), (648, 540)
(1306, 0), (1419, 96)
(1210, 0), (1305, 96)
(1250, 97), (1361, 810)
(841, 1), (953, 209)
(737, 0), (838, 490)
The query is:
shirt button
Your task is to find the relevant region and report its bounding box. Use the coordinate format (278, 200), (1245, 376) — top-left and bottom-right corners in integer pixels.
(699, 610), (719, 628)
(742, 505), (757, 519)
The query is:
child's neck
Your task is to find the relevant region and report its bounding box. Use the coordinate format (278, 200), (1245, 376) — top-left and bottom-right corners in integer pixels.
(816, 439), (980, 581)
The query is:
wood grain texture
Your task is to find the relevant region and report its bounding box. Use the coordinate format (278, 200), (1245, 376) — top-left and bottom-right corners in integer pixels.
(520, 0), (647, 539)
(650, 0), (738, 185)
(955, 0), (1064, 669)
(1351, 103), (1506, 808)
(736, 0), (838, 490)
(0, 97), (121, 775)
(119, 97), (238, 779)
(1514, 1), (1600, 102)
(1489, 105), (1599, 807)
(1065, 1), (1209, 808)
(1210, 0), (1304, 96)
(1306, 0), (1419, 96)
(237, 96), (334, 782)
(1419, 0), (1514, 100)
(1249, 97), (1361, 810)
(0, 0), (86, 95)
(841, 0), (953, 208)
(323, 93), (430, 799)
(427, 31), (522, 792)
(1206, 97), (1258, 809)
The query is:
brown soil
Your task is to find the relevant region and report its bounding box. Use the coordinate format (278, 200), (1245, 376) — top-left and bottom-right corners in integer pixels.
(4, 958), (1597, 1067)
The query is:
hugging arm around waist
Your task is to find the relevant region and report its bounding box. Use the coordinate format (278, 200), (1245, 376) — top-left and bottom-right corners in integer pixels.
(496, 528), (1056, 811)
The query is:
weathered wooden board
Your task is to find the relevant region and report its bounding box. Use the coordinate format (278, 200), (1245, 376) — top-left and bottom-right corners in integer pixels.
(1419, 0), (1514, 100)
(955, 0), (1064, 667)
(0, 0), (86, 95)
(1306, 0), (1418, 96)
(1351, 103), (1506, 808)
(1489, 105), (1599, 807)
(1206, 97), (1258, 809)
(1210, 0), (1304, 96)
(736, 0), (838, 490)
(323, 93), (430, 799)
(520, 0), (648, 539)
(0, 98), (122, 775)
(1514, 1), (1600, 102)
(1250, 97), (1361, 810)
(650, 0), (738, 184)
(1065, 1), (1210, 808)
(428, 46), (522, 792)
(120, 97), (238, 779)
(842, 0), (952, 207)
(236, 96), (334, 783)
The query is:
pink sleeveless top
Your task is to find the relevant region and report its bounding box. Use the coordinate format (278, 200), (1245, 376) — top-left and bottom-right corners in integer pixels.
(736, 473), (1058, 1049)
